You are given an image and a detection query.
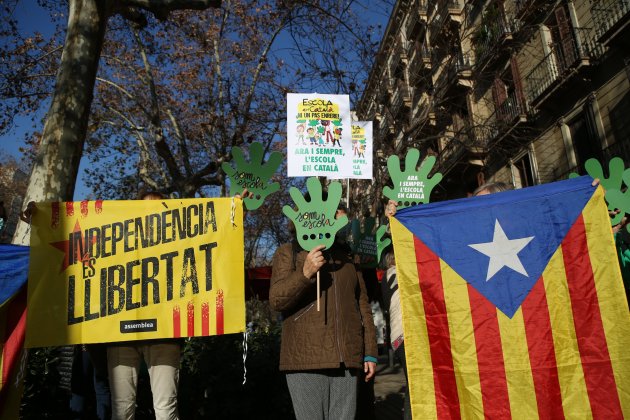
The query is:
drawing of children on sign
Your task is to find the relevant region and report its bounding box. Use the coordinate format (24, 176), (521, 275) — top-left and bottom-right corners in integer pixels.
(321, 119), (334, 144)
(296, 123), (306, 145)
(333, 127), (342, 147)
(316, 131), (324, 147)
(286, 93), (353, 178)
(307, 127), (317, 146)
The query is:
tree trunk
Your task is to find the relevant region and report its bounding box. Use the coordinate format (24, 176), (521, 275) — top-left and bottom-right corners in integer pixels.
(13, 0), (113, 244)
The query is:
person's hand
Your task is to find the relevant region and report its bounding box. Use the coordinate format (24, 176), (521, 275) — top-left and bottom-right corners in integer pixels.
(385, 200), (398, 218)
(302, 245), (326, 279)
(19, 201), (36, 223)
(234, 188), (254, 200)
(364, 361), (376, 381)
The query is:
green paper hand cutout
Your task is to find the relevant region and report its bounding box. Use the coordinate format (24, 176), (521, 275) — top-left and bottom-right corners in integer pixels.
(569, 157), (626, 224)
(376, 225), (391, 264)
(569, 157), (625, 192)
(221, 142), (282, 210)
(351, 217), (378, 267)
(603, 167), (630, 228)
(283, 177), (348, 251)
(383, 148), (443, 209)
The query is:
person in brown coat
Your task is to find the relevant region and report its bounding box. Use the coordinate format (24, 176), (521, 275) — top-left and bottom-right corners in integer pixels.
(269, 209), (378, 420)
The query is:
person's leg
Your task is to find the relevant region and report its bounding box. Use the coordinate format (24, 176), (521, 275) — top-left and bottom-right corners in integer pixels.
(87, 344), (111, 420)
(144, 342), (180, 420)
(69, 346), (90, 419)
(286, 371), (329, 420)
(395, 343), (412, 420)
(328, 368), (358, 420)
(107, 345), (141, 420)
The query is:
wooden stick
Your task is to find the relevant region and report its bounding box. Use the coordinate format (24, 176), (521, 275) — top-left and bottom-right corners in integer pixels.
(317, 271), (320, 311)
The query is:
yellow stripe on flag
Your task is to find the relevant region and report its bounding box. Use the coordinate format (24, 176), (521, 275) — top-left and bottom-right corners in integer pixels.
(543, 246), (592, 419)
(582, 187), (630, 416)
(441, 263), (484, 419)
(391, 218), (437, 419)
(497, 308), (538, 419)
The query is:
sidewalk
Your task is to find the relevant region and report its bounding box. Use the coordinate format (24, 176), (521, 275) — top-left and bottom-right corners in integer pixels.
(373, 353), (407, 419)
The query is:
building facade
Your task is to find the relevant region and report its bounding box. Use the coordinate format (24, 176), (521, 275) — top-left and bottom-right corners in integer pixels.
(356, 0), (630, 214)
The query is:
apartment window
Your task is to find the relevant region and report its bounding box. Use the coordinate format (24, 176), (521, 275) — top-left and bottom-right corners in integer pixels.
(568, 112), (602, 172)
(492, 59), (525, 122)
(610, 93), (630, 149)
(548, 4), (578, 72)
(512, 153), (535, 188)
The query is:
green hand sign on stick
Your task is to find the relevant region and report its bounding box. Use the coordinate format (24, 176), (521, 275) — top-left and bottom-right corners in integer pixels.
(383, 148), (443, 209)
(376, 225), (392, 264)
(604, 168), (630, 231)
(283, 177), (348, 311)
(351, 217), (378, 268)
(283, 177), (348, 251)
(221, 142), (282, 210)
(569, 157), (626, 225)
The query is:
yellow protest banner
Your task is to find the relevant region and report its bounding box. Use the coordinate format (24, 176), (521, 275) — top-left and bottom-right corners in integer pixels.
(25, 198), (245, 347)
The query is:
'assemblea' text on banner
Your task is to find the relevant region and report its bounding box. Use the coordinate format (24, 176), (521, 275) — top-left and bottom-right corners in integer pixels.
(287, 93), (352, 178)
(25, 198), (245, 348)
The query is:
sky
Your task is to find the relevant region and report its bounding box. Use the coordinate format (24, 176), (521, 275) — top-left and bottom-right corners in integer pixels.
(1, 1), (96, 199)
(1, 0), (392, 201)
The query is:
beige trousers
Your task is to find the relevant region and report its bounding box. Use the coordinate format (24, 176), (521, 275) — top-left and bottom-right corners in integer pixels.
(107, 342), (180, 420)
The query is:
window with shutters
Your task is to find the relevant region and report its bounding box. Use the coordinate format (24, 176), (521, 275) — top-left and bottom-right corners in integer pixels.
(569, 111), (603, 172)
(492, 58), (526, 122)
(512, 152), (535, 188)
(548, 3), (578, 73)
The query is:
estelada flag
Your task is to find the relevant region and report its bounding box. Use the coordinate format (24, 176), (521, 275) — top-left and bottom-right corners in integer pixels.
(390, 176), (630, 419)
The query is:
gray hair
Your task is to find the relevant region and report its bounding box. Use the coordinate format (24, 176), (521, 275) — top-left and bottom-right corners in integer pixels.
(473, 181), (514, 196)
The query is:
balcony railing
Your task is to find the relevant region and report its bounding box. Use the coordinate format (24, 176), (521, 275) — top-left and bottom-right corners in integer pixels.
(429, 0), (461, 43)
(495, 92), (526, 124)
(406, 0), (429, 40)
(408, 41), (431, 84)
(472, 19), (514, 66)
(514, 0), (548, 19)
(591, 0), (630, 42)
(524, 32), (599, 105)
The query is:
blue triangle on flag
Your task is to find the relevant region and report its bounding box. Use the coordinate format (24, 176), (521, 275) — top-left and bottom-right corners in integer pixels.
(395, 176), (596, 318)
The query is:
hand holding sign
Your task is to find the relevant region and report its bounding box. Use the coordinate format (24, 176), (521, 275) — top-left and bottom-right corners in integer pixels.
(283, 177), (348, 311)
(383, 148), (442, 209)
(283, 177), (348, 251)
(221, 142), (282, 210)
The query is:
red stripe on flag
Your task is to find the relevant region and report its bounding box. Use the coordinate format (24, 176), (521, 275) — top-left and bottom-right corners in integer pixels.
(95, 200), (103, 214)
(521, 278), (564, 419)
(187, 301), (194, 337)
(0, 287), (26, 412)
(65, 202), (74, 217)
(201, 303), (209, 336)
(172, 306), (181, 338)
(414, 237), (461, 419)
(467, 285), (511, 419)
(0, 287), (26, 386)
(562, 215), (623, 418)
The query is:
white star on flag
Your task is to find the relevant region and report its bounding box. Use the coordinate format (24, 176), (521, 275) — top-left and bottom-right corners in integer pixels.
(469, 220), (534, 281)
